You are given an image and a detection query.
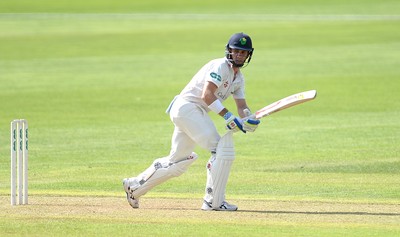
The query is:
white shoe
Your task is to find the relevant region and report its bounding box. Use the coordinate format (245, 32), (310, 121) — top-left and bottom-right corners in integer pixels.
(201, 200), (238, 211)
(123, 178), (139, 208)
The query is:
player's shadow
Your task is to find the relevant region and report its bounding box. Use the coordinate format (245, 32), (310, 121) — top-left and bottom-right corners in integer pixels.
(238, 210), (400, 216)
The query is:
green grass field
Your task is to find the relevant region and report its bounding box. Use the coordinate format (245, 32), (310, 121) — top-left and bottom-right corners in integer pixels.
(1, 0), (399, 236)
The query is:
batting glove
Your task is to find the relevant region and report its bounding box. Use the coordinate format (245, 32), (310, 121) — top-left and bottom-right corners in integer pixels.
(242, 109), (261, 132)
(223, 112), (245, 133)
(243, 119), (260, 132)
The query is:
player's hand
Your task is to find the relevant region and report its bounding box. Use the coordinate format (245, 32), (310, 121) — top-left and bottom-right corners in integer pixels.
(223, 112), (245, 133)
(243, 119), (260, 132)
(242, 109), (260, 132)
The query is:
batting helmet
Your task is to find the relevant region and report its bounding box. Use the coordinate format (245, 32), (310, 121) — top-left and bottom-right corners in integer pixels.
(225, 32), (254, 67)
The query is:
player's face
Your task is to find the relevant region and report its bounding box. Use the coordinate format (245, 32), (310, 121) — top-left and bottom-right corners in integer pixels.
(231, 49), (249, 65)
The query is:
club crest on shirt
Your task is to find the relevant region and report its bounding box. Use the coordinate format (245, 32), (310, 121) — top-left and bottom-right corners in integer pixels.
(223, 81), (229, 88)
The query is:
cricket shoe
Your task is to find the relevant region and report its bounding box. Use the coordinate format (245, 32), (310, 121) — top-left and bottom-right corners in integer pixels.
(123, 178), (139, 209)
(201, 200), (238, 211)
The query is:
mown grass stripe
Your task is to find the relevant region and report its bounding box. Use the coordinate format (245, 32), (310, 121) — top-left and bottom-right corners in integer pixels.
(1, 13), (399, 21)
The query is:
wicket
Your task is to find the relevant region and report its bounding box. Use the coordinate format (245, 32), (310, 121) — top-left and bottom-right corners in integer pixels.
(11, 119), (28, 206)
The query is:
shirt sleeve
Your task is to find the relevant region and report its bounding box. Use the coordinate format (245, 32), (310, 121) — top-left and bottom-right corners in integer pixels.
(206, 61), (226, 88)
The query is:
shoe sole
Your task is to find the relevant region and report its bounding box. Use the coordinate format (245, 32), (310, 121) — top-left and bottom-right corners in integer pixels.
(123, 179), (139, 208)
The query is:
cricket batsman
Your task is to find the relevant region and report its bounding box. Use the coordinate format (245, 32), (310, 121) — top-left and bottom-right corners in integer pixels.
(123, 32), (260, 211)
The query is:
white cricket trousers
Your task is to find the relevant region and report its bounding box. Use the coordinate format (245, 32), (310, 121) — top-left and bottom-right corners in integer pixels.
(168, 96), (220, 163)
(129, 96), (221, 199)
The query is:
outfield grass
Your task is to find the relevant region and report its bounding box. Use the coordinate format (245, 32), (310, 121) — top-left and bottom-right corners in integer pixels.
(0, 0), (399, 236)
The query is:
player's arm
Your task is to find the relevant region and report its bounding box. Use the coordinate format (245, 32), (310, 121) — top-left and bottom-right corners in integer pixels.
(234, 98), (249, 118)
(201, 81), (228, 116)
(202, 81), (244, 133)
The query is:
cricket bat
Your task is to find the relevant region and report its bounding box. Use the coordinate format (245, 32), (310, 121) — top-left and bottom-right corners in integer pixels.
(253, 90), (317, 119)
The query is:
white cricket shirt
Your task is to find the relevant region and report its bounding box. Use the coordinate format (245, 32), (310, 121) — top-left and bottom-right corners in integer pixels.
(180, 58), (245, 112)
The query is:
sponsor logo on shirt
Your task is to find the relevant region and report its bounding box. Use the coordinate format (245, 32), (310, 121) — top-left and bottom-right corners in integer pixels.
(210, 72), (221, 82)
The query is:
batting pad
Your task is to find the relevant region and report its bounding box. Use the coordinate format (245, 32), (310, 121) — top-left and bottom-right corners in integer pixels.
(211, 131), (235, 209)
(130, 152), (198, 198)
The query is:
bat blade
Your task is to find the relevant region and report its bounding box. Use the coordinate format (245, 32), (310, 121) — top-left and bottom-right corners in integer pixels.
(255, 90), (317, 119)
